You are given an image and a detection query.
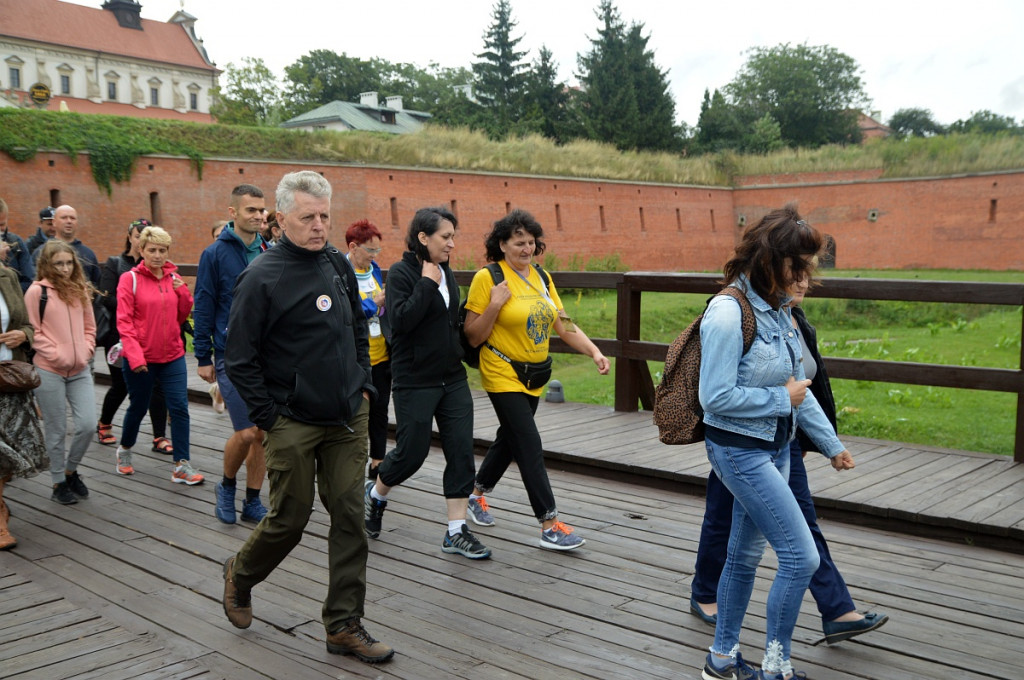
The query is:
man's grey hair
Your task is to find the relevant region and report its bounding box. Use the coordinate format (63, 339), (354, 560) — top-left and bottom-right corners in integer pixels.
(276, 171), (332, 215)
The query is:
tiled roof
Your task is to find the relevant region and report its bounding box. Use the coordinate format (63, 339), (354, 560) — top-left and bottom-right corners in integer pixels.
(0, 0), (216, 72)
(281, 100), (431, 134)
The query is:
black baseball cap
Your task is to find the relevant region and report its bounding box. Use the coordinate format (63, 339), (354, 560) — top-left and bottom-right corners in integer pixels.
(39, 206), (55, 220)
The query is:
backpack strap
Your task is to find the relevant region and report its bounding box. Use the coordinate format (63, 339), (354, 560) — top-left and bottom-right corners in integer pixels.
(485, 262), (504, 285)
(38, 285), (48, 324)
(715, 287), (757, 355)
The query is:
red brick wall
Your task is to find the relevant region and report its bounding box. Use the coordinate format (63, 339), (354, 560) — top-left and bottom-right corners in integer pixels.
(1, 152), (1021, 271)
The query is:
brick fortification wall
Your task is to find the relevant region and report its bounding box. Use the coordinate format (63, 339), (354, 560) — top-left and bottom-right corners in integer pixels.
(1, 152), (1021, 271)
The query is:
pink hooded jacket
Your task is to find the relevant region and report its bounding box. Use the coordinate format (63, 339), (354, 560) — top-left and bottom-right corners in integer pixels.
(25, 279), (96, 377)
(116, 261), (193, 370)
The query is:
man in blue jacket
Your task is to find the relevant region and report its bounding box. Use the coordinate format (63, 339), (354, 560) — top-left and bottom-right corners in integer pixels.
(194, 184), (269, 525)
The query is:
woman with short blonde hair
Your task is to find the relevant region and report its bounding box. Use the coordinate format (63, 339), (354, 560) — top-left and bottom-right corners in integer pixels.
(115, 227), (202, 486)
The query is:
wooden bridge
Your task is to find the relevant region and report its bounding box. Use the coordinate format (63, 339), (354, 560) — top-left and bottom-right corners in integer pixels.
(1, 355), (1022, 679)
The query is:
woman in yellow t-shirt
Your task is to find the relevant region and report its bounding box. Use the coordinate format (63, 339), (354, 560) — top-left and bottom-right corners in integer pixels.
(345, 220), (391, 481)
(462, 209), (609, 551)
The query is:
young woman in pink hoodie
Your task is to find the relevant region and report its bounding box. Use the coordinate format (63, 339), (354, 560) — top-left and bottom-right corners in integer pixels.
(25, 240), (97, 505)
(114, 226), (201, 485)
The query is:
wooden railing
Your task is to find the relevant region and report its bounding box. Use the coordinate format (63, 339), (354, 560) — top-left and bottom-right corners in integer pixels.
(180, 264), (1024, 462)
(454, 270), (1024, 463)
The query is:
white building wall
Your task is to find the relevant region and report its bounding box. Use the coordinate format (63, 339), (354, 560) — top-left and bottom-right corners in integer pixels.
(0, 38), (217, 113)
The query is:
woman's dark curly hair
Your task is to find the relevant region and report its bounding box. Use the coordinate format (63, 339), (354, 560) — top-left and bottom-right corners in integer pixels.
(484, 209), (546, 263)
(722, 204), (823, 309)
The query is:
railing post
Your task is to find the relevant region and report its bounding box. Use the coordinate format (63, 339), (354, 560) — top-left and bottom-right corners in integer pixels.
(1017, 310), (1024, 463)
(614, 274), (642, 412)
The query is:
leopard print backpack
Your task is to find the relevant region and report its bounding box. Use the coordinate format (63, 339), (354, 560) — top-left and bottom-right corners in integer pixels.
(653, 287), (756, 445)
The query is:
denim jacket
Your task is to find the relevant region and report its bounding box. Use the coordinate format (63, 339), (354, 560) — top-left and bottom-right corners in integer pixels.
(698, 275), (844, 457)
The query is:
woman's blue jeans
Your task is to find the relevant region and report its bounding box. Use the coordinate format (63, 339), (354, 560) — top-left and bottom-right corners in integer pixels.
(706, 438), (819, 676)
(121, 356), (190, 461)
(693, 440), (857, 623)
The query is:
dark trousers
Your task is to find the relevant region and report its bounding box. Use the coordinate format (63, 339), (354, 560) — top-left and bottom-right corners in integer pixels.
(233, 402), (369, 632)
(368, 360), (392, 462)
(378, 380), (475, 498)
(121, 356), (189, 460)
(475, 391), (557, 522)
(691, 439), (857, 622)
(101, 359), (167, 438)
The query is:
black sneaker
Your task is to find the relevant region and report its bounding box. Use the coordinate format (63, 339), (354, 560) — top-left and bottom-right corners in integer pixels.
(364, 481), (386, 539)
(441, 525), (491, 559)
(65, 471), (89, 498)
(51, 481), (78, 505)
(702, 652), (757, 680)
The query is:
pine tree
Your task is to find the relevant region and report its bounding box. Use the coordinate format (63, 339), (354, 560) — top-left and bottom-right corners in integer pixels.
(472, 0), (529, 138)
(576, 1), (678, 152)
(522, 47), (572, 142)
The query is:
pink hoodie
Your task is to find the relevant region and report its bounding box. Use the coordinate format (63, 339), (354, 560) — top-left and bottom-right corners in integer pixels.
(25, 279), (96, 377)
(116, 261), (193, 370)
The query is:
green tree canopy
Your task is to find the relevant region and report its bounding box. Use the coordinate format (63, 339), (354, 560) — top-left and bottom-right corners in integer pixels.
(724, 42), (869, 148)
(472, 0), (530, 137)
(576, 1), (679, 152)
(210, 57), (283, 126)
(282, 50), (389, 117)
(947, 110), (1019, 134)
(888, 108), (945, 138)
(521, 46), (574, 142)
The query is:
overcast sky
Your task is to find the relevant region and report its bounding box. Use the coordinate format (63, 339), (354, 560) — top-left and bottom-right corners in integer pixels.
(72, 0), (1024, 127)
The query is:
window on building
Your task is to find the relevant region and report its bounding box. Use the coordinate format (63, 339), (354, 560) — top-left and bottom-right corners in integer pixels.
(150, 88), (159, 106)
(9, 68), (20, 89)
(60, 74), (70, 95)
(189, 92), (198, 110)
(107, 81), (117, 100)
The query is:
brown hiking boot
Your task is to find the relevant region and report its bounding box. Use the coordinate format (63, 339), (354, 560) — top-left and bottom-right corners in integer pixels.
(326, 619), (394, 663)
(222, 556), (252, 628)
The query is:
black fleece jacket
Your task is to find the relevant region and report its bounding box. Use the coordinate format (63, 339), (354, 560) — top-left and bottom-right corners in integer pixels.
(225, 236), (374, 431)
(793, 305), (838, 453)
(385, 250), (467, 390)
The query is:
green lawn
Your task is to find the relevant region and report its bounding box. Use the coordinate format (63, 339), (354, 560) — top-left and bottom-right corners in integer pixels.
(466, 270), (1023, 456)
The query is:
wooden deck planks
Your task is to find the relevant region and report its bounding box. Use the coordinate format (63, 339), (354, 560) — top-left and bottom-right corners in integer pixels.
(0, 378), (1022, 678)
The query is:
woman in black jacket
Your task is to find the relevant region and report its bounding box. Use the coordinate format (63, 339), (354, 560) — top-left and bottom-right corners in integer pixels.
(96, 219), (171, 454)
(363, 207), (491, 560)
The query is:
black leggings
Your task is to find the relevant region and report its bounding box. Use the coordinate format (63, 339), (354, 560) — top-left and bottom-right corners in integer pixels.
(475, 391), (557, 522)
(368, 360), (392, 462)
(100, 359), (167, 439)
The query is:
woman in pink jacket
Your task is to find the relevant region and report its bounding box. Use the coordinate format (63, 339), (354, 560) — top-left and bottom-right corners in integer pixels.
(25, 241), (96, 505)
(115, 226), (202, 485)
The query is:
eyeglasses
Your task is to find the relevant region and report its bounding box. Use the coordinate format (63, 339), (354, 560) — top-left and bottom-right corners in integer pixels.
(359, 245), (382, 256)
(129, 218), (152, 230)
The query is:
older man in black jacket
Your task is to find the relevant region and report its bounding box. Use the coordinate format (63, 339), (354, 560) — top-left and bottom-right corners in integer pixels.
(221, 170), (392, 665)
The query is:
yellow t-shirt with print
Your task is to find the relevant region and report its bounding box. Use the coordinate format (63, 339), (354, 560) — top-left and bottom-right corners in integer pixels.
(465, 261), (562, 395)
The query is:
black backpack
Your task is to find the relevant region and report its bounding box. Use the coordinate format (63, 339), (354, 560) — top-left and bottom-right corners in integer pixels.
(458, 262), (550, 368)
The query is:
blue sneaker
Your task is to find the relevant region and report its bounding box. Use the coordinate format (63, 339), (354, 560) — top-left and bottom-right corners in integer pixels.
(701, 652), (757, 680)
(467, 496), (494, 526)
(240, 496), (268, 523)
(539, 520), (585, 551)
(214, 482), (237, 524)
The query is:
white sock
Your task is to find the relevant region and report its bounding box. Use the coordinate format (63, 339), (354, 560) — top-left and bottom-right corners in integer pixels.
(370, 487), (387, 502)
(469, 493), (482, 501)
(448, 519), (466, 535)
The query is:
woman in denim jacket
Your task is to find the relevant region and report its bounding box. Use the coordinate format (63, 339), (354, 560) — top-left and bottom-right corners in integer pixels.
(698, 206), (855, 680)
